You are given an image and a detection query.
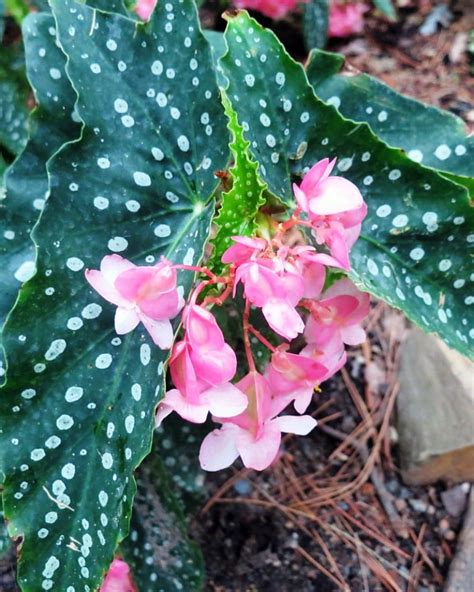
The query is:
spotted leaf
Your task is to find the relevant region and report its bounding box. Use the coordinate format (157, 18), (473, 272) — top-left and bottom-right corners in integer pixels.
(211, 92), (267, 269)
(0, 43), (29, 157)
(0, 13), (81, 370)
(306, 49), (473, 182)
(0, 0), (5, 42)
(153, 414), (207, 511)
(0, 2), (227, 592)
(302, 0), (328, 50)
(120, 437), (204, 592)
(0, 501), (12, 559)
(221, 11), (473, 359)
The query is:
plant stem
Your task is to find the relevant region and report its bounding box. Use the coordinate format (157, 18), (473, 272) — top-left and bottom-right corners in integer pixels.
(243, 299), (256, 373)
(248, 324), (277, 353)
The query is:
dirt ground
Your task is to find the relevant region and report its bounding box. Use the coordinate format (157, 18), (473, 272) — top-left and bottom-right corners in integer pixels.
(192, 305), (470, 592)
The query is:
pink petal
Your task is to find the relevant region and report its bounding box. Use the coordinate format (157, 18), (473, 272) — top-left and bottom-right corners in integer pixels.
(236, 424), (282, 471)
(115, 267), (155, 300)
(292, 389), (315, 414)
(199, 425), (240, 471)
(234, 371), (272, 429)
(139, 289), (181, 321)
(301, 260), (326, 299)
(221, 236), (267, 265)
(115, 307), (140, 334)
(300, 158), (335, 195)
(308, 177), (363, 217)
(159, 389), (209, 424)
(155, 403), (174, 428)
(190, 343), (237, 386)
(293, 184), (308, 212)
(325, 227), (351, 270)
(279, 270), (305, 307)
(262, 299), (304, 340)
(204, 383), (248, 417)
(85, 269), (128, 307)
(185, 305), (225, 350)
(272, 414), (317, 435)
(241, 263), (286, 307)
(100, 558), (136, 592)
(101, 254), (136, 284)
(135, 0), (157, 20)
(341, 324), (366, 345)
(139, 314), (174, 349)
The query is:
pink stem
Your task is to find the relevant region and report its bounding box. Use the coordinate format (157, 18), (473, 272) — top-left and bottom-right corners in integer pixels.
(248, 325), (277, 353)
(243, 299), (256, 373)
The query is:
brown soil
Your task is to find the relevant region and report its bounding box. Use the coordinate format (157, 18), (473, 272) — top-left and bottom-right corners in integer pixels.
(192, 304), (469, 591)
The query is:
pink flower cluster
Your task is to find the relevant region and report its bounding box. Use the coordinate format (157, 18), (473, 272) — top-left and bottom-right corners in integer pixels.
(329, 1), (367, 38)
(232, 0), (307, 20)
(86, 158), (369, 472)
(231, 0), (366, 35)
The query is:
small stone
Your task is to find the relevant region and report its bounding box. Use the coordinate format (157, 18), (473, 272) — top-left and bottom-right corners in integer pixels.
(233, 479), (252, 496)
(445, 530), (456, 541)
(439, 518), (450, 531)
(442, 485), (469, 517)
(386, 479), (400, 494)
(395, 499), (407, 512)
(409, 499), (428, 512)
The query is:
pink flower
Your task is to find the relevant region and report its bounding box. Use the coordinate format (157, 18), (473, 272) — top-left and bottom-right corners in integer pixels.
(300, 335), (348, 382)
(304, 278), (370, 349)
(156, 305), (247, 425)
(266, 350), (328, 413)
(329, 2), (367, 38)
(280, 245), (328, 298)
(234, 259), (305, 340)
(199, 371), (317, 471)
(293, 158), (367, 269)
(221, 235), (267, 266)
(100, 558), (136, 592)
(135, 0), (157, 20)
(85, 255), (182, 349)
(233, 0), (305, 20)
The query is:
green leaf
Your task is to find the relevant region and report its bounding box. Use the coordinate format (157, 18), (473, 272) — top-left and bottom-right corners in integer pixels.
(203, 30), (227, 88)
(120, 439), (204, 591)
(0, 1), (227, 591)
(211, 92), (266, 268)
(0, 501), (12, 559)
(5, 0), (28, 23)
(0, 0), (5, 42)
(0, 43), (30, 157)
(373, 0), (397, 21)
(306, 49), (473, 180)
(0, 12), (81, 344)
(154, 415), (208, 512)
(220, 11), (474, 359)
(302, 0), (328, 50)
(87, 0), (128, 16)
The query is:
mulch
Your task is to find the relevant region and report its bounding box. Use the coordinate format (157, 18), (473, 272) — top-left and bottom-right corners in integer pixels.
(192, 303), (470, 591)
